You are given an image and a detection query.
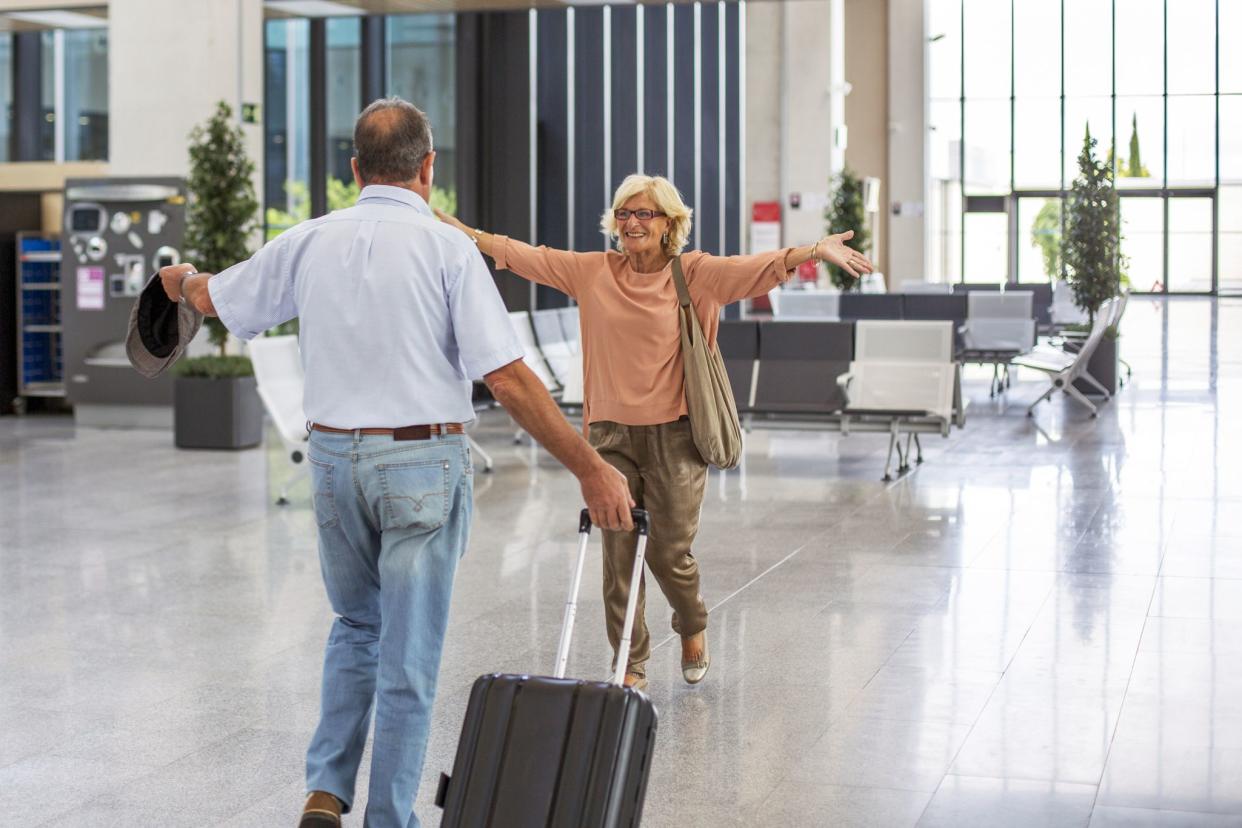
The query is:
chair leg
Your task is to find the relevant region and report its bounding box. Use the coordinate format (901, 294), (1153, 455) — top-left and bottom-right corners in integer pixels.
(883, 427), (898, 482)
(913, 433), (924, 465)
(899, 432), (913, 474)
(278, 456), (310, 505)
(1080, 371), (1111, 400)
(1027, 384), (1055, 417)
(1064, 382), (1099, 417)
(468, 435), (494, 473)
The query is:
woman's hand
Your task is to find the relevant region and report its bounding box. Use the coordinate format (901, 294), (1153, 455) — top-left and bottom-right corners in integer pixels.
(816, 230), (875, 279)
(434, 207), (468, 233)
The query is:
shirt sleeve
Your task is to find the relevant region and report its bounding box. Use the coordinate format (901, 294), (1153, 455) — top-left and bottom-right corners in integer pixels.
(491, 235), (600, 300)
(207, 236), (297, 341)
(448, 244), (528, 380)
(685, 249), (796, 305)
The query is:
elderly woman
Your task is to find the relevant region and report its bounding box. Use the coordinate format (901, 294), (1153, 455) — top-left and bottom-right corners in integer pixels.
(437, 175), (872, 689)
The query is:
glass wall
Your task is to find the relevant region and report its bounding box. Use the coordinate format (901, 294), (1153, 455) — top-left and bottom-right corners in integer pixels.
(0, 28), (108, 162)
(264, 19), (311, 239)
(263, 14), (456, 236)
(326, 17), (360, 192)
(0, 34), (10, 163)
(62, 29), (108, 161)
(930, 0), (1238, 293)
(387, 14), (456, 210)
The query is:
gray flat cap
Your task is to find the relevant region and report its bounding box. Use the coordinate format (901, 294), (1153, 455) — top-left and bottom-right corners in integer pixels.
(125, 272), (204, 378)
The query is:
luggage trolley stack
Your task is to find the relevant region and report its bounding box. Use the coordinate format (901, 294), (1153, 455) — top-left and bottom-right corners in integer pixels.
(437, 509), (658, 828)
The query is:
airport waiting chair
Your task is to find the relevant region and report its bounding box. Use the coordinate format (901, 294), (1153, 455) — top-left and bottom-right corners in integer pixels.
(1012, 297), (1116, 418)
(556, 306), (581, 355)
(959, 291), (1037, 396)
(247, 335), (310, 505)
(751, 320), (855, 417)
(898, 282), (954, 294)
(836, 320), (965, 480)
(838, 293), (903, 320)
(1050, 280), (1088, 327)
(508, 310), (560, 393)
(772, 289), (840, 320)
(531, 308), (576, 389)
(716, 320), (761, 414)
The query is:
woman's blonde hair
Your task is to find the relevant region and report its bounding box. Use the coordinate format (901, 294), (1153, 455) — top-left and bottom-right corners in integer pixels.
(600, 174), (693, 257)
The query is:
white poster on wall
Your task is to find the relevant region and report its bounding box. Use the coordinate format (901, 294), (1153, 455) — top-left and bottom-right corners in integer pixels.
(76, 266), (104, 311)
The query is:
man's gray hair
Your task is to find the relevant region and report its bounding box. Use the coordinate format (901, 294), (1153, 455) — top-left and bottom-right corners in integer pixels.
(353, 97), (434, 184)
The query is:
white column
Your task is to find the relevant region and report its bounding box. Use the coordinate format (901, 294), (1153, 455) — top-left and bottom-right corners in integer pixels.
(107, 0), (265, 221)
(886, 0), (927, 287)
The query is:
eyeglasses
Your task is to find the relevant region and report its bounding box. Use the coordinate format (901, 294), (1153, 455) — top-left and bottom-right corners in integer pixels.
(614, 209), (666, 222)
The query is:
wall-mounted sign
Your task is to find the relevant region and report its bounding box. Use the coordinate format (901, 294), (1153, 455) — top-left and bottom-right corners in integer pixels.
(76, 266), (105, 310)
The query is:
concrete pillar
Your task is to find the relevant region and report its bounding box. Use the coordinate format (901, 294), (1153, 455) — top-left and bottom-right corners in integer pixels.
(844, 0), (889, 276)
(107, 0), (264, 210)
(886, 0), (927, 287)
(745, 0), (844, 254)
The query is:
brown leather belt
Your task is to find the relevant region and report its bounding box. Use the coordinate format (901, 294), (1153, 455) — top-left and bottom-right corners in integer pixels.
(310, 423), (465, 441)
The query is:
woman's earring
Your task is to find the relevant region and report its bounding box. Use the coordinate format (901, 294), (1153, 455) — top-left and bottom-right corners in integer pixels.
(662, 232), (669, 245)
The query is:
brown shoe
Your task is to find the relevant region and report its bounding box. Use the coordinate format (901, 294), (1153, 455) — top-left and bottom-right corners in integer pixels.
(299, 791), (342, 827)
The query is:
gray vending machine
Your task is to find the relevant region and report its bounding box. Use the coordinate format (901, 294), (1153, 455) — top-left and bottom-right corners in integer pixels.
(62, 177), (188, 427)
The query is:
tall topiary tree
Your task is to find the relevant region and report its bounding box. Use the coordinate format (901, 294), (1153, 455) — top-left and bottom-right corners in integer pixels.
(184, 101), (260, 357)
(1126, 114), (1147, 178)
(823, 167), (870, 291)
(1063, 127), (1121, 324)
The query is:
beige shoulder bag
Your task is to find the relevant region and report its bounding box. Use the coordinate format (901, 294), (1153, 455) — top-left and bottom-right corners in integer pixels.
(671, 256), (743, 469)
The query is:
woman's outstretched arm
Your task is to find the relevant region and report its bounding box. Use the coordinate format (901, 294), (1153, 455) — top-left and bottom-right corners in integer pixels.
(692, 230), (876, 304)
(435, 208), (595, 299)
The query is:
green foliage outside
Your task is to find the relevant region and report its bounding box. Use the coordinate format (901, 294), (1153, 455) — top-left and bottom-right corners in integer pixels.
(1031, 199), (1062, 281)
(1064, 127), (1124, 324)
(1106, 113), (1152, 179)
(171, 355), (254, 379)
(183, 101), (260, 359)
(266, 178), (458, 240)
(823, 167), (870, 291)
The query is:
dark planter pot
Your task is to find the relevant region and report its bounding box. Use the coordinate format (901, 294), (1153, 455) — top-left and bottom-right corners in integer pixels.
(1074, 335), (1119, 397)
(174, 375), (263, 449)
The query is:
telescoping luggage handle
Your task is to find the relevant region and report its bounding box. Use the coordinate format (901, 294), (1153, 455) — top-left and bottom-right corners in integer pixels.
(554, 508), (650, 686)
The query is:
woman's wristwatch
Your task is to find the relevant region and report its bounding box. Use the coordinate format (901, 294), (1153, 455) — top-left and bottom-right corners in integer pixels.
(469, 228), (483, 245)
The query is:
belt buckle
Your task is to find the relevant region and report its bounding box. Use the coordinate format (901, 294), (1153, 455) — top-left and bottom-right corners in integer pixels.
(393, 425), (431, 441)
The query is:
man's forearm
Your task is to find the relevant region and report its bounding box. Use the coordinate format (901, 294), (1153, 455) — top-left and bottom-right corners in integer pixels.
(182, 273), (218, 317)
(485, 362), (600, 477)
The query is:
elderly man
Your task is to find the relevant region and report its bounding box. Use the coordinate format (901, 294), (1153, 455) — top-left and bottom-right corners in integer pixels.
(160, 97), (633, 828)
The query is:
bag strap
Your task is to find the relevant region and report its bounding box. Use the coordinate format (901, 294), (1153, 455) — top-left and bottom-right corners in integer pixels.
(670, 255), (692, 309)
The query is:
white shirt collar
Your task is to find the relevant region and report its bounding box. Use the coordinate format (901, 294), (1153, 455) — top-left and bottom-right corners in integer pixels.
(357, 184), (433, 217)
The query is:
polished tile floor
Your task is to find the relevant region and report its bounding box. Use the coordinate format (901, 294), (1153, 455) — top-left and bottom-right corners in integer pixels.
(2, 296), (1240, 827)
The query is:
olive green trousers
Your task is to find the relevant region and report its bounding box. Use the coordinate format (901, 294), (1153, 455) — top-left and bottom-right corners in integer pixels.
(589, 418), (709, 679)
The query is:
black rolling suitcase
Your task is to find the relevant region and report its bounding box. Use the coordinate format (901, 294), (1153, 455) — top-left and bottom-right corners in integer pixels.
(436, 509), (658, 828)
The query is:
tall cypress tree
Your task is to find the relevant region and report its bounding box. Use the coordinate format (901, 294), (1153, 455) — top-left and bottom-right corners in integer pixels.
(1127, 114), (1145, 179)
(184, 101), (260, 357)
(1063, 127), (1121, 324)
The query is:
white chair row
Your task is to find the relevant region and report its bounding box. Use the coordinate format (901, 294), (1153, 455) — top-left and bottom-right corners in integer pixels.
(836, 320), (967, 480)
(248, 335), (495, 506)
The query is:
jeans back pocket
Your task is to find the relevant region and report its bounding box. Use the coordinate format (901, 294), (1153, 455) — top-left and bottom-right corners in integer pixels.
(308, 457), (340, 528)
(377, 459), (451, 533)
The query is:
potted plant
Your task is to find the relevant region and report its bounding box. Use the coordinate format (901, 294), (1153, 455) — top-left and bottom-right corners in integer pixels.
(823, 167), (871, 291)
(1063, 126), (1125, 396)
(174, 101), (263, 449)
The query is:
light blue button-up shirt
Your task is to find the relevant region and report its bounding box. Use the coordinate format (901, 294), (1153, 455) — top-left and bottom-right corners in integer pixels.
(208, 185), (524, 428)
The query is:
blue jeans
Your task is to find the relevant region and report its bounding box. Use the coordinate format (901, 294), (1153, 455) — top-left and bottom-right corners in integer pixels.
(304, 430), (473, 828)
